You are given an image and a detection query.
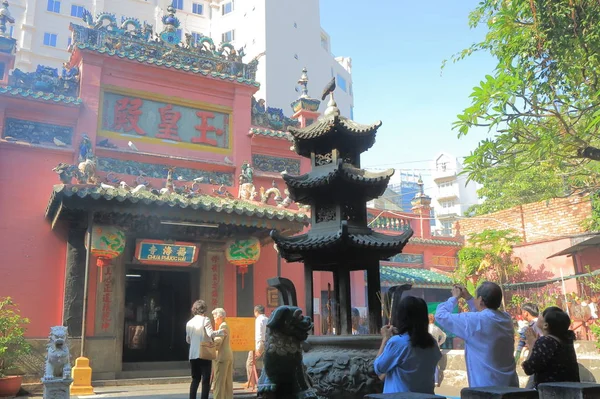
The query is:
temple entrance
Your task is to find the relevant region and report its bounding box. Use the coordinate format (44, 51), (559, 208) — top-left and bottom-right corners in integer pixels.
(122, 268), (195, 363)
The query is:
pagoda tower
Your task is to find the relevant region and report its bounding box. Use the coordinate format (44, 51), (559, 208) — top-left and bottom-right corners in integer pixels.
(271, 82), (414, 335)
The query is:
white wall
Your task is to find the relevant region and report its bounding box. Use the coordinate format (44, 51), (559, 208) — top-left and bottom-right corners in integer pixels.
(7, 0), (354, 118)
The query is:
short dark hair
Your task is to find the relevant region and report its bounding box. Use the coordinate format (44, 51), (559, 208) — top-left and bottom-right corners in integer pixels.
(476, 281), (503, 310)
(192, 300), (207, 316)
(254, 305), (265, 314)
(543, 306), (575, 342)
(521, 303), (539, 317)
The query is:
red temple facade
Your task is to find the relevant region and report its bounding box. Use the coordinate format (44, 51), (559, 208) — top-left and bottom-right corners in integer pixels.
(0, 5), (461, 380)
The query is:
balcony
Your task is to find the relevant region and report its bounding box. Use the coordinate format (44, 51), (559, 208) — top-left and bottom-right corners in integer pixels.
(436, 191), (459, 202)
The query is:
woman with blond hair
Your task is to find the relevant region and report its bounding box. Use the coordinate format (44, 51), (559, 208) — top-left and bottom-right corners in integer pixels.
(211, 308), (233, 399)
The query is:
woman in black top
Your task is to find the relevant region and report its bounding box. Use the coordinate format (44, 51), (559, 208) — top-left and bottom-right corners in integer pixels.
(522, 306), (580, 388)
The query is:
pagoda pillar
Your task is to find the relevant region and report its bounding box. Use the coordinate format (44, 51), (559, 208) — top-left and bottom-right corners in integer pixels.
(366, 260), (383, 333)
(62, 221), (89, 337)
(304, 265), (314, 331)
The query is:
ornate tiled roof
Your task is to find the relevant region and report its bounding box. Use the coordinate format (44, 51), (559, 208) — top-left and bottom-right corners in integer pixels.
(409, 237), (463, 247)
(248, 127), (292, 141)
(46, 184), (308, 228)
(0, 87), (82, 105)
(283, 159), (394, 203)
(69, 8), (260, 87)
(380, 266), (453, 288)
(288, 115), (382, 158)
(271, 220), (413, 263)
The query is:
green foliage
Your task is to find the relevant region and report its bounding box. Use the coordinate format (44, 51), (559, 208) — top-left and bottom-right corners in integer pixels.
(508, 293), (527, 311)
(590, 323), (600, 349)
(450, 0), (600, 200)
(583, 192), (600, 231)
(0, 297), (31, 377)
(466, 159), (566, 216)
(455, 229), (523, 301)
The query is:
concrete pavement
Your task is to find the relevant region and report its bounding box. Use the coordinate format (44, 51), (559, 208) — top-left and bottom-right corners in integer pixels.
(19, 383), (463, 398)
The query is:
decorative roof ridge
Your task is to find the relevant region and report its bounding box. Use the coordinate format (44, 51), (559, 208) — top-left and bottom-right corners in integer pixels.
(342, 163), (395, 181)
(409, 236), (463, 247)
(0, 86), (82, 105)
(73, 44), (259, 87)
(287, 114), (382, 137)
(48, 184), (309, 223)
(248, 127), (293, 141)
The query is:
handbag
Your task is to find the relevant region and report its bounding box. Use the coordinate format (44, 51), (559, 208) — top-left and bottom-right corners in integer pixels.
(199, 316), (217, 360)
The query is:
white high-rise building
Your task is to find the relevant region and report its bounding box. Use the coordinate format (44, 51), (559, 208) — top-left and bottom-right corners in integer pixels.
(430, 152), (479, 236)
(6, 0), (354, 116)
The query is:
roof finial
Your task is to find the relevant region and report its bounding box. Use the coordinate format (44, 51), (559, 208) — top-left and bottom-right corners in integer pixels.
(297, 67), (309, 99)
(0, 0), (15, 38)
(321, 77), (340, 117)
(417, 175), (424, 195)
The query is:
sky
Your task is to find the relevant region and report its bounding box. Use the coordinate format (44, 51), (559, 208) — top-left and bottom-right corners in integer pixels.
(319, 0), (497, 180)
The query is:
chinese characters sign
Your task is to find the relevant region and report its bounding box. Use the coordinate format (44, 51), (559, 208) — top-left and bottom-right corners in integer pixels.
(432, 256), (457, 268)
(135, 240), (199, 266)
(101, 91), (231, 150)
(209, 253), (221, 310)
(101, 266), (113, 332)
(225, 317), (255, 352)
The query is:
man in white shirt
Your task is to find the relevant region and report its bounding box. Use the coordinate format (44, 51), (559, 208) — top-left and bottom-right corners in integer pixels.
(435, 282), (518, 388)
(244, 305), (268, 389)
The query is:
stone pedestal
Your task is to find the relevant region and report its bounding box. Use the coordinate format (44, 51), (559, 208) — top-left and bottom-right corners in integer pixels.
(365, 394), (445, 399)
(538, 382), (600, 399)
(42, 378), (73, 399)
(304, 335), (382, 399)
(460, 386), (537, 399)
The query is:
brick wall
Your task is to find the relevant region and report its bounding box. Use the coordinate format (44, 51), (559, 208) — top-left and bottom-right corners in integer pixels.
(457, 195), (592, 243)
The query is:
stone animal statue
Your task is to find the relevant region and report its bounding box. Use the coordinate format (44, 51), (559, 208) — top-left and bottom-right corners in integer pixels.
(43, 326), (71, 380)
(258, 306), (316, 399)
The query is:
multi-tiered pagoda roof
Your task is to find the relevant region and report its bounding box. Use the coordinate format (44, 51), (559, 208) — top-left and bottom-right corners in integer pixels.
(271, 95), (413, 266)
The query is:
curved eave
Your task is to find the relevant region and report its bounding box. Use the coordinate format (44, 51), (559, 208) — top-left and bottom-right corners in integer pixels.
(283, 163), (394, 203)
(74, 45), (260, 88)
(0, 87), (82, 106)
(46, 184), (308, 231)
(271, 226), (414, 263)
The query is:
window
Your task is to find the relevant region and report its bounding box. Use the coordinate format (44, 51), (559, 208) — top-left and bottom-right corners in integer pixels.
(47, 0), (60, 13)
(43, 33), (58, 47)
(70, 5), (84, 17)
(441, 200), (455, 208)
(192, 2), (203, 14)
(172, 0), (183, 10)
(191, 32), (202, 45)
(336, 74), (347, 92)
(321, 34), (329, 51)
(222, 1), (233, 15)
(221, 29), (234, 43)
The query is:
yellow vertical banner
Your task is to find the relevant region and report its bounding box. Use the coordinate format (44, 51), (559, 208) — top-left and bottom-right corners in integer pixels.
(224, 317), (255, 352)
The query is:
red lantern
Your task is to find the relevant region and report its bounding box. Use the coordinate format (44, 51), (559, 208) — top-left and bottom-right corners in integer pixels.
(86, 226), (125, 282)
(225, 238), (261, 288)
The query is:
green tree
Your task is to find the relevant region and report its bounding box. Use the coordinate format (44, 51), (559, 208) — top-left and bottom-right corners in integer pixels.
(449, 0), (600, 198)
(467, 159), (565, 215)
(455, 229), (523, 310)
(0, 297), (30, 377)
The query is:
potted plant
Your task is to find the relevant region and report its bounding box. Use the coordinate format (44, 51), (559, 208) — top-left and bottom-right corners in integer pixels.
(0, 297), (31, 397)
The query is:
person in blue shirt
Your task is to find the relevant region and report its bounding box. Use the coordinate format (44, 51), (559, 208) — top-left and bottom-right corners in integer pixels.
(435, 282), (518, 388)
(374, 296), (442, 394)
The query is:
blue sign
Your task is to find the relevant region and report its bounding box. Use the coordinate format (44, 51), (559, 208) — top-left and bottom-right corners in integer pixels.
(135, 240), (198, 266)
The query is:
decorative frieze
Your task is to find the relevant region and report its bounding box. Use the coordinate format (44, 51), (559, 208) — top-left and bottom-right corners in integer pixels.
(3, 118), (73, 147)
(252, 153), (300, 175)
(97, 157), (234, 186)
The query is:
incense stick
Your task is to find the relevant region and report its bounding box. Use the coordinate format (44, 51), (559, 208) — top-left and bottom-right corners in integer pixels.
(377, 291), (392, 321)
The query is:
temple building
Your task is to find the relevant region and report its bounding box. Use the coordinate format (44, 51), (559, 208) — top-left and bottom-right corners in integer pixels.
(0, 2), (461, 380)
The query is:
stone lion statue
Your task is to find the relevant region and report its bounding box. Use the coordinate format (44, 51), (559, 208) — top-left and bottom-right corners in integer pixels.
(258, 306), (316, 399)
(43, 326), (71, 381)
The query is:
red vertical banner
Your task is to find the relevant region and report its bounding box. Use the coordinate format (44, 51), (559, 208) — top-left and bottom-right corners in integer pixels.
(209, 253), (221, 310)
(101, 265), (113, 332)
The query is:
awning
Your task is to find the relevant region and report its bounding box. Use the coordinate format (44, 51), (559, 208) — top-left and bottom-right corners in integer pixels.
(503, 268), (600, 291)
(380, 265), (453, 289)
(548, 234), (600, 258)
